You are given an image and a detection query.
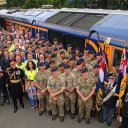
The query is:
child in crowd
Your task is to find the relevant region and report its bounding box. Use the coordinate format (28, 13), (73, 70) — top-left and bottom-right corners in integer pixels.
(27, 81), (38, 111)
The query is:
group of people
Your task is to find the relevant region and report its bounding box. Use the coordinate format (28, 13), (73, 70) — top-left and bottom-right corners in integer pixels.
(0, 26), (128, 128)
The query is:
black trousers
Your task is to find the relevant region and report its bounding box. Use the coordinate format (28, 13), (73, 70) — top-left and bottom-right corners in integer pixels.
(13, 98), (23, 108)
(120, 116), (128, 128)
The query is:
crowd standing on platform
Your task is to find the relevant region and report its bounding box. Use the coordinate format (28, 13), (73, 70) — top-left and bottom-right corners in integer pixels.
(0, 26), (128, 128)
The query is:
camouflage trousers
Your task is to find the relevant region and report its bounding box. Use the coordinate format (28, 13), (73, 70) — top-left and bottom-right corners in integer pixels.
(49, 93), (65, 116)
(64, 91), (76, 113)
(92, 95), (96, 110)
(37, 91), (51, 112)
(78, 96), (93, 119)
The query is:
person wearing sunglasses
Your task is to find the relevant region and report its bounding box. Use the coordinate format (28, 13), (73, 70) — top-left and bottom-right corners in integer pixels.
(100, 72), (118, 127)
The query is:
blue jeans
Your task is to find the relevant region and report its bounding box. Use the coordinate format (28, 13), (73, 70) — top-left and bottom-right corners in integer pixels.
(103, 105), (114, 123)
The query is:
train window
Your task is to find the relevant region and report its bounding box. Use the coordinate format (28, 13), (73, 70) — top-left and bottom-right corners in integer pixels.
(112, 48), (128, 66)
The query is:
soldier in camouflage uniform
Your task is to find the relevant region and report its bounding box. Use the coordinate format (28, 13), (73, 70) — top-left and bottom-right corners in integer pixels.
(69, 57), (76, 71)
(44, 39), (49, 50)
(47, 67), (65, 122)
(58, 63), (65, 75)
(89, 64), (100, 118)
(52, 38), (59, 50)
(44, 50), (49, 59)
(40, 44), (46, 54)
(71, 50), (79, 62)
(51, 53), (60, 68)
(76, 68), (96, 124)
(61, 64), (76, 119)
(34, 62), (52, 116)
(84, 47), (90, 64)
(57, 51), (65, 65)
(75, 47), (80, 57)
(45, 51), (52, 63)
(47, 60), (55, 76)
(62, 56), (69, 65)
(48, 43), (53, 53)
(66, 44), (72, 59)
(89, 50), (97, 67)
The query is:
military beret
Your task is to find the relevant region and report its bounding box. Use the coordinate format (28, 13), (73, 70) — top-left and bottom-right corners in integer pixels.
(67, 44), (72, 48)
(96, 52), (101, 56)
(75, 47), (80, 51)
(11, 38), (14, 41)
(37, 43), (40, 45)
(32, 50), (35, 53)
(54, 48), (58, 51)
(107, 73), (116, 77)
(35, 41), (38, 45)
(78, 52), (84, 57)
(51, 67), (58, 72)
(49, 60), (55, 65)
(89, 50), (95, 54)
(79, 58), (84, 62)
(43, 39), (49, 43)
(115, 61), (120, 66)
(48, 43), (52, 47)
(35, 46), (40, 50)
(63, 56), (68, 60)
(69, 57), (75, 61)
(39, 62), (45, 66)
(71, 50), (75, 54)
(38, 38), (43, 41)
(59, 63), (65, 67)
(84, 47), (89, 50)
(59, 46), (64, 50)
(4, 46), (8, 49)
(76, 61), (82, 65)
(34, 37), (38, 39)
(82, 68), (88, 73)
(53, 38), (58, 41)
(30, 36), (33, 39)
(60, 51), (65, 55)
(29, 42), (33, 44)
(41, 44), (46, 47)
(48, 51), (52, 54)
(58, 42), (63, 46)
(51, 53), (56, 58)
(44, 50), (49, 54)
(97, 59), (101, 64)
(41, 34), (44, 37)
(2, 38), (5, 41)
(93, 64), (100, 69)
(10, 59), (16, 64)
(64, 64), (70, 69)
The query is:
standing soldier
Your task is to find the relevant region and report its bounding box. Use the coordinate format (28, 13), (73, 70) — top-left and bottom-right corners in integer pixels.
(69, 57), (76, 71)
(47, 60), (55, 75)
(7, 59), (25, 113)
(52, 38), (59, 49)
(61, 64), (76, 119)
(58, 63), (65, 75)
(66, 44), (72, 58)
(76, 68), (96, 124)
(34, 62), (52, 116)
(83, 47), (90, 64)
(88, 50), (97, 66)
(47, 67), (65, 122)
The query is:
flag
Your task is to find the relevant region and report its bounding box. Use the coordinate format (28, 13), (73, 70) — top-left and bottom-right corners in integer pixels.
(96, 45), (108, 111)
(115, 43), (127, 108)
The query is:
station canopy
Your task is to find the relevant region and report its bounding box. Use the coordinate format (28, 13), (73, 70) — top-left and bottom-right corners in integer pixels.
(45, 11), (106, 30)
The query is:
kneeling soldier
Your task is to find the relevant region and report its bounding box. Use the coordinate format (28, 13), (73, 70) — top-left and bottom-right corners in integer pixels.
(61, 64), (76, 119)
(47, 67), (65, 122)
(76, 68), (96, 124)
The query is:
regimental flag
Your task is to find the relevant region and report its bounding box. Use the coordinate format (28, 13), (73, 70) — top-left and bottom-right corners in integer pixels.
(96, 46), (108, 111)
(115, 42), (127, 108)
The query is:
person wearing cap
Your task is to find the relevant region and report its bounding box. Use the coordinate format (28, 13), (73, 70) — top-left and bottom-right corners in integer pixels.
(100, 73), (118, 127)
(47, 67), (65, 122)
(39, 38), (43, 45)
(78, 52), (84, 59)
(28, 41), (34, 50)
(1, 38), (6, 49)
(44, 50), (49, 59)
(37, 54), (49, 69)
(7, 59), (25, 113)
(48, 43), (53, 52)
(62, 56), (69, 65)
(71, 49), (79, 61)
(51, 53), (60, 67)
(69, 57), (76, 71)
(84, 47), (90, 63)
(47, 60), (55, 75)
(45, 51), (52, 63)
(89, 64), (100, 118)
(40, 44), (46, 54)
(34, 62), (52, 116)
(57, 51), (65, 65)
(96, 52), (102, 61)
(76, 68), (96, 124)
(33, 46), (41, 61)
(58, 63), (65, 74)
(72, 61), (83, 114)
(54, 47), (60, 60)
(89, 50), (97, 67)
(44, 39), (49, 50)
(66, 44), (72, 58)
(52, 38), (59, 49)
(61, 64), (76, 119)
(58, 42), (63, 48)
(75, 47), (80, 56)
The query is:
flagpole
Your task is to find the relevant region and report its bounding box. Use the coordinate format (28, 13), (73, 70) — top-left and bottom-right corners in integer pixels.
(117, 41), (127, 128)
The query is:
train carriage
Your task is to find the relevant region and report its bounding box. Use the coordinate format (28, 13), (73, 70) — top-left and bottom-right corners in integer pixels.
(0, 8), (128, 71)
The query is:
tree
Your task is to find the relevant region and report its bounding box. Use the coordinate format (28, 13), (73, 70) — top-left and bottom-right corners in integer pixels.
(36, 0), (48, 8)
(23, 0), (37, 9)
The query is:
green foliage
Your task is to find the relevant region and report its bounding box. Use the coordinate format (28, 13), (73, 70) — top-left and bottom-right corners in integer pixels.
(36, 0), (48, 8)
(23, 0), (37, 9)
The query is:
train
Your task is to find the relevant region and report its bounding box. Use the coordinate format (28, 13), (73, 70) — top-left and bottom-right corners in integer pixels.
(0, 8), (128, 71)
